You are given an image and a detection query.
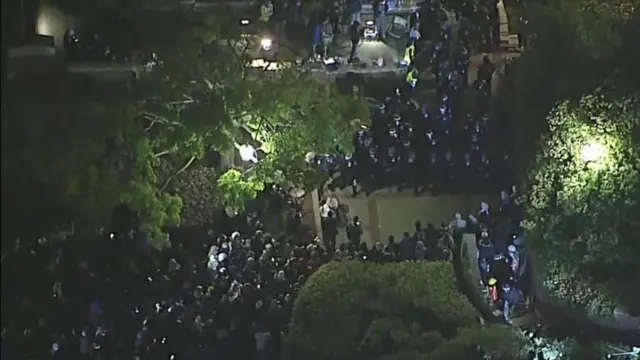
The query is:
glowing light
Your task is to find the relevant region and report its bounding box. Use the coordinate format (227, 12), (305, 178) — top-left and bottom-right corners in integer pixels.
(36, 8), (57, 36)
(249, 59), (287, 70)
(365, 20), (375, 26)
(323, 57), (336, 65)
(260, 38), (273, 50)
(238, 144), (258, 163)
(240, 19), (250, 25)
(581, 142), (606, 163)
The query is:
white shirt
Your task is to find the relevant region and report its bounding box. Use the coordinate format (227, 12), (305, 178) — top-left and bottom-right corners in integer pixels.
(320, 204), (331, 218)
(326, 196), (339, 210)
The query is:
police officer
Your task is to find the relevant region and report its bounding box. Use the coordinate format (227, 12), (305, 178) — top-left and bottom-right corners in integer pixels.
(477, 231), (494, 285)
(405, 66), (419, 93)
(346, 216), (364, 247)
(402, 40), (416, 66)
(490, 252), (512, 285)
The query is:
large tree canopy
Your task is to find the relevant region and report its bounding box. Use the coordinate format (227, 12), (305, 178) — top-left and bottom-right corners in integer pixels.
(524, 92), (640, 315)
(1, 75), (136, 237)
(216, 71), (368, 213)
(505, 0), (639, 170)
(3, 2), (369, 243)
(284, 261), (525, 360)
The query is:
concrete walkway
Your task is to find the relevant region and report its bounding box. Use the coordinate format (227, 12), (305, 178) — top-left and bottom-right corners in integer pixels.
(456, 229), (640, 345)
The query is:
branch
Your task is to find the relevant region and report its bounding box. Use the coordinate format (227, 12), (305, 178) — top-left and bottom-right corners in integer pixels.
(142, 112), (182, 131)
(145, 120), (159, 131)
(154, 150), (172, 158)
(257, 114), (276, 131)
(225, 38), (251, 80)
(158, 156), (197, 193)
(226, 38), (249, 68)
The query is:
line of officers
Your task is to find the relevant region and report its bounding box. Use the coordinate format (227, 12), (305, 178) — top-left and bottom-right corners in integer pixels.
(401, 3), (462, 93)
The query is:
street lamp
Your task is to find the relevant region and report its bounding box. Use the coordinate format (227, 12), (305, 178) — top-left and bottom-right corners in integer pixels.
(581, 142), (605, 163)
(237, 144), (258, 163)
(260, 38), (273, 51)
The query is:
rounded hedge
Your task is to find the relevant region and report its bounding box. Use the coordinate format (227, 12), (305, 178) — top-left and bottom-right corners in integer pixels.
(284, 261), (523, 360)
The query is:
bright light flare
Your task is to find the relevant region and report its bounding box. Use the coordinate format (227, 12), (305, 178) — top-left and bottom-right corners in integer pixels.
(238, 144), (258, 163)
(581, 142), (606, 163)
(260, 38), (273, 50)
(323, 57), (336, 65)
(240, 19), (250, 25)
(365, 20), (375, 26)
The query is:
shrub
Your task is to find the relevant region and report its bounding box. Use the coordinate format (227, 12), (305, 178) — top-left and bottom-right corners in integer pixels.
(427, 325), (526, 360)
(284, 261), (379, 360)
(284, 261), (519, 360)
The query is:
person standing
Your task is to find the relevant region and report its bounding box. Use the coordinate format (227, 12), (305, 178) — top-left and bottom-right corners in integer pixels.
(348, 21), (362, 63)
(311, 20), (323, 59)
(321, 18), (334, 58)
(346, 216), (364, 247)
(372, 0), (389, 41)
(260, 0), (274, 24)
(347, 0), (363, 25)
(409, 6), (419, 30)
(477, 230), (494, 286)
(322, 211), (339, 249)
(405, 66), (418, 93)
(500, 282), (523, 324)
(402, 40), (415, 66)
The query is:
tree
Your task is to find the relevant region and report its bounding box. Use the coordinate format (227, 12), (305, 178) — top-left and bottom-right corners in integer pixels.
(524, 92), (640, 316)
(170, 164), (220, 227)
(1, 75), (128, 237)
(7, 0), (367, 242)
(506, 0), (638, 171)
(116, 9), (369, 224)
(284, 261), (526, 360)
(216, 169), (265, 215)
(537, 0), (637, 60)
(215, 69), (369, 211)
(122, 10), (244, 241)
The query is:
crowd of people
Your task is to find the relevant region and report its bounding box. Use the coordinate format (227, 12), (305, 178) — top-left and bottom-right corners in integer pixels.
(14, 2), (527, 360)
(261, 0), (502, 62)
(473, 188), (529, 324)
(298, 0), (511, 195)
(5, 181), (513, 360)
(313, 55), (507, 196)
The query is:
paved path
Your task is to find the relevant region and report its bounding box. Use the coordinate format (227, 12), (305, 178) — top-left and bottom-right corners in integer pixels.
(458, 231), (640, 344)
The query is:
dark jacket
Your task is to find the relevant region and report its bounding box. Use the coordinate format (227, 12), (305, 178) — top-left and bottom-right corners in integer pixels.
(490, 255), (512, 284)
(350, 23), (362, 44)
(501, 286), (523, 306)
(346, 223), (363, 244)
(477, 238), (494, 262)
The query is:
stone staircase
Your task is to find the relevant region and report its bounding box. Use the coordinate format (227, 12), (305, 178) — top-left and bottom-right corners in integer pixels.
(497, 0), (521, 51)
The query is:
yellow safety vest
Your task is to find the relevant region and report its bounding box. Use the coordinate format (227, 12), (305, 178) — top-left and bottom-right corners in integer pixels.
(403, 44), (415, 64)
(406, 69), (418, 86)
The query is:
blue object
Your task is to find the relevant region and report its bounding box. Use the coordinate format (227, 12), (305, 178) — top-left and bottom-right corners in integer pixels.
(312, 24), (322, 44)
